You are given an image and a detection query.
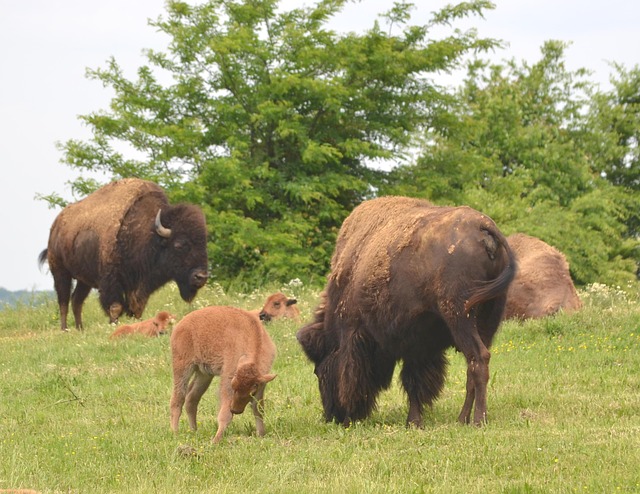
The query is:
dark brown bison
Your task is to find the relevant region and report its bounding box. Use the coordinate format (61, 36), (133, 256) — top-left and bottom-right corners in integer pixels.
(504, 233), (582, 320)
(296, 196), (516, 427)
(39, 178), (209, 330)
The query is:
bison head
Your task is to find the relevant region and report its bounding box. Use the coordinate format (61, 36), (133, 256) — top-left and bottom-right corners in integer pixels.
(153, 206), (208, 302)
(230, 363), (276, 415)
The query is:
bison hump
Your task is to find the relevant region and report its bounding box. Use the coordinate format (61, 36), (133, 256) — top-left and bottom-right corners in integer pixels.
(56, 179), (167, 266)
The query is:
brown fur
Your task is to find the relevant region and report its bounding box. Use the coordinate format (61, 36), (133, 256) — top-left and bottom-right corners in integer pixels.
(504, 233), (582, 319)
(109, 311), (176, 339)
(257, 292), (300, 322)
(39, 178), (208, 330)
(297, 196), (516, 427)
(170, 306), (277, 443)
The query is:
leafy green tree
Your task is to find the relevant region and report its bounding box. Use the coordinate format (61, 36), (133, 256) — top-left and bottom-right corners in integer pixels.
(384, 41), (639, 286)
(48, 0), (498, 285)
(587, 64), (640, 239)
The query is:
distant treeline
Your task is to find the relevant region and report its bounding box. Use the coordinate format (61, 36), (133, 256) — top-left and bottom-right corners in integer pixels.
(0, 288), (54, 308)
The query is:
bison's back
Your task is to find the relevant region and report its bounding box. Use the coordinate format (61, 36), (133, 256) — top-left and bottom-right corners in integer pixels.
(171, 306), (266, 366)
(47, 179), (167, 281)
(329, 197), (513, 329)
(504, 233), (581, 319)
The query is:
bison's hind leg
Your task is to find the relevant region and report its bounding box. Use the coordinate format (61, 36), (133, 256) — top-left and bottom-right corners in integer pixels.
(71, 281), (92, 330)
(184, 370), (213, 431)
(170, 363), (196, 432)
(51, 269), (73, 331)
(401, 350), (448, 428)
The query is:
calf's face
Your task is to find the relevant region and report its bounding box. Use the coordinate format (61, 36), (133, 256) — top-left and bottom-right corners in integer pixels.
(259, 293), (298, 322)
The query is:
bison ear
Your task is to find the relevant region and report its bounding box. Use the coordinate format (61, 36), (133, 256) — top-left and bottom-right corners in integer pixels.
(155, 210), (172, 238)
(286, 298), (297, 306)
(260, 373), (277, 384)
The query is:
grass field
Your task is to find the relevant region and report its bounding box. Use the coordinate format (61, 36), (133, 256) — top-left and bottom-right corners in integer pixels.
(1, 281), (639, 493)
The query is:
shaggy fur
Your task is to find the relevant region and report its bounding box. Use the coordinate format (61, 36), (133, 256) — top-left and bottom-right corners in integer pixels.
(297, 196), (516, 427)
(258, 292), (300, 322)
(39, 178), (208, 330)
(109, 311), (176, 339)
(504, 233), (582, 319)
(170, 306), (276, 443)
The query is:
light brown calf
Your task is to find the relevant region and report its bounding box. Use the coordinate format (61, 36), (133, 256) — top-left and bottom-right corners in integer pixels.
(109, 311), (176, 338)
(257, 292), (300, 322)
(170, 306), (277, 443)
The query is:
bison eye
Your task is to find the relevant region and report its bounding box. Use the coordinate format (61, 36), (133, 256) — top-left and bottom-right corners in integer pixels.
(173, 239), (189, 251)
(274, 302), (281, 308)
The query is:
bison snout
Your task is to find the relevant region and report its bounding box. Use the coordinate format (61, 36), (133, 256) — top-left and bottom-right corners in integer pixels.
(259, 311), (271, 322)
(190, 269), (209, 288)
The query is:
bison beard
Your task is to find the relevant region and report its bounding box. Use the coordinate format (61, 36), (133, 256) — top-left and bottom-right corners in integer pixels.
(39, 178), (208, 330)
(296, 196), (516, 427)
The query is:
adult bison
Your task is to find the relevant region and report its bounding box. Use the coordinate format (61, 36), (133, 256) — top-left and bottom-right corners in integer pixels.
(296, 196), (516, 427)
(504, 233), (581, 320)
(39, 178), (209, 330)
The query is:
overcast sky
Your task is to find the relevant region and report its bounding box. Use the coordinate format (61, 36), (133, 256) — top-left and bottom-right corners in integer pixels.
(1, 0), (638, 292)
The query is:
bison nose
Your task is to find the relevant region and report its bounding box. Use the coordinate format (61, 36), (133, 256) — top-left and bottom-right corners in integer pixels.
(259, 312), (270, 322)
(190, 269), (209, 287)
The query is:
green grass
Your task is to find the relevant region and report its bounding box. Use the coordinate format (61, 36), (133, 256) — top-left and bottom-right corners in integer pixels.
(1, 281), (639, 493)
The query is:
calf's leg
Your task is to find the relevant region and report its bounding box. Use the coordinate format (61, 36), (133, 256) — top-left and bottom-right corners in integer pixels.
(250, 384), (268, 437)
(184, 370), (213, 431)
(170, 364), (194, 432)
(213, 383), (234, 443)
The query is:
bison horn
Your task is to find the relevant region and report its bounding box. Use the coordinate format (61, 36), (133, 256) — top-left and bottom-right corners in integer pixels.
(155, 210), (172, 238)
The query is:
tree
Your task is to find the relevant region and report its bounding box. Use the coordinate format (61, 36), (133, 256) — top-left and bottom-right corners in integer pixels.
(383, 41), (639, 286)
(48, 0), (498, 285)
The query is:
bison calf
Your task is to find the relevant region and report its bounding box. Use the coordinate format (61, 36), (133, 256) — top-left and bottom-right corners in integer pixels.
(170, 306), (277, 443)
(109, 311), (175, 339)
(257, 292), (300, 322)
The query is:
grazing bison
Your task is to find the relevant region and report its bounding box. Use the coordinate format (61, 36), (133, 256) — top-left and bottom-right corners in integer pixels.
(39, 178), (209, 330)
(109, 311), (176, 339)
(504, 233), (582, 320)
(170, 306), (277, 443)
(296, 196), (516, 427)
(258, 292), (300, 322)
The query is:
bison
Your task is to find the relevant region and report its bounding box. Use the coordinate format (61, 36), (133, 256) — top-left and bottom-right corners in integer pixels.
(296, 196), (516, 427)
(39, 178), (209, 330)
(170, 306), (277, 443)
(257, 292), (300, 322)
(109, 311), (176, 339)
(504, 233), (582, 320)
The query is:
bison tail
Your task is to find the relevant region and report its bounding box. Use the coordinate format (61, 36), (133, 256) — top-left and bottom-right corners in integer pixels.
(464, 228), (516, 313)
(38, 249), (48, 269)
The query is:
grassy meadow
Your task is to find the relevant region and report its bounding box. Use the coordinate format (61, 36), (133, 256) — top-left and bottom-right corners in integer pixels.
(0, 281), (639, 493)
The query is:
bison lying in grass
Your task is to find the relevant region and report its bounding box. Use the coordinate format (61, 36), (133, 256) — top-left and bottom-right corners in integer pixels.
(170, 306), (277, 443)
(504, 233), (582, 320)
(257, 292), (300, 322)
(297, 196), (516, 427)
(109, 311), (176, 339)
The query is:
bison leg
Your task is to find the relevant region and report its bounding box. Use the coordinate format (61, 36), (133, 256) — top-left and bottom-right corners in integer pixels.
(184, 370), (213, 431)
(170, 363), (195, 433)
(71, 281), (91, 330)
(401, 350), (448, 428)
(455, 330), (491, 426)
(250, 383), (268, 437)
(213, 382), (234, 443)
(51, 270), (72, 331)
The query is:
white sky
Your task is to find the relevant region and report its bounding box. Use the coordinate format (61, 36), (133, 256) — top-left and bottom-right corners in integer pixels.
(1, 0), (638, 291)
